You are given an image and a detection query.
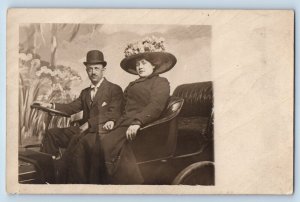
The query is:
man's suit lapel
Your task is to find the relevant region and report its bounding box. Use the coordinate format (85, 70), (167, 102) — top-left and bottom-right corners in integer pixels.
(85, 88), (92, 110)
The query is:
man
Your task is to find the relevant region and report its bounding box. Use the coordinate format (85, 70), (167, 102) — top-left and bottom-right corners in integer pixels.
(35, 50), (123, 183)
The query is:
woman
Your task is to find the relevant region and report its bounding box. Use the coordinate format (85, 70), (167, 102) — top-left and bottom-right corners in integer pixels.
(100, 36), (177, 184)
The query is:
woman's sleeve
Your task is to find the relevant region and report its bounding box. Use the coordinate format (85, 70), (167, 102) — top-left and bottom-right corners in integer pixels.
(134, 77), (170, 125)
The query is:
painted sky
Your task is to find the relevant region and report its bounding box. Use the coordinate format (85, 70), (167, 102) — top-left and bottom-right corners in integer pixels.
(20, 24), (211, 95)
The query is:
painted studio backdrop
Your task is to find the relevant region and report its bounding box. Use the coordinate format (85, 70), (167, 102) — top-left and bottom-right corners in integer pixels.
(19, 23), (211, 145)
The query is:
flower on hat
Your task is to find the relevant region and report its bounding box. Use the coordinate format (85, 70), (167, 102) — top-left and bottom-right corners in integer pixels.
(124, 36), (166, 57)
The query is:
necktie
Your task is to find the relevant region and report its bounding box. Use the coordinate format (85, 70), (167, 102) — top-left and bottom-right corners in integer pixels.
(91, 86), (98, 101)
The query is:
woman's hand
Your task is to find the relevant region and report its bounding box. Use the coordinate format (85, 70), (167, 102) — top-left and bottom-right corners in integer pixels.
(126, 125), (141, 141)
(103, 121), (115, 131)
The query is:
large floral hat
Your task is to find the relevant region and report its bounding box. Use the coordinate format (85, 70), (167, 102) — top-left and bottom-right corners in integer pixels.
(120, 36), (177, 75)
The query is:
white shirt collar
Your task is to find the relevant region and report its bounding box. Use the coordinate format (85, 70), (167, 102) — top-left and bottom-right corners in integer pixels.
(90, 77), (104, 89)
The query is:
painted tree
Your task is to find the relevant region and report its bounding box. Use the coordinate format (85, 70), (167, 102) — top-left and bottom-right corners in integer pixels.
(20, 23), (102, 66)
(18, 23), (102, 145)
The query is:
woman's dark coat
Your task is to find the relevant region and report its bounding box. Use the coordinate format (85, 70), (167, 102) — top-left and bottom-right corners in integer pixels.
(101, 74), (170, 184)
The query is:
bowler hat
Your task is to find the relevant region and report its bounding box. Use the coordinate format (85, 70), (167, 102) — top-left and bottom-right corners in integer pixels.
(83, 50), (107, 67)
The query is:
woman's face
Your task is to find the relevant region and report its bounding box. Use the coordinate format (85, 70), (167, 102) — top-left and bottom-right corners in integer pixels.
(136, 59), (155, 77)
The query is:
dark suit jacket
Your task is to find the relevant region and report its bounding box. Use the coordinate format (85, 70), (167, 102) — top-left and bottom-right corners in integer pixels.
(117, 74), (170, 127)
(55, 78), (123, 132)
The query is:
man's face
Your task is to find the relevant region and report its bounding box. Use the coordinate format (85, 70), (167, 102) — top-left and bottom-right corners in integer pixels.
(136, 59), (155, 77)
(86, 64), (105, 84)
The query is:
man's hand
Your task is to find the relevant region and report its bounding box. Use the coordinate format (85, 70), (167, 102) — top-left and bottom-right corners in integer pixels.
(79, 122), (89, 133)
(32, 101), (53, 108)
(103, 121), (115, 131)
(126, 125), (141, 141)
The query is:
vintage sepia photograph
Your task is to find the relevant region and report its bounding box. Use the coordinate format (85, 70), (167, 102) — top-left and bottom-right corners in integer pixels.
(6, 9), (294, 194)
(18, 23), (214, 185)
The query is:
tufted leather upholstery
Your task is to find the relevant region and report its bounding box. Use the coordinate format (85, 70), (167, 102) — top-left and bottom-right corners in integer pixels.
(173, 81), (214, 157)
(173, 81), (213, 117)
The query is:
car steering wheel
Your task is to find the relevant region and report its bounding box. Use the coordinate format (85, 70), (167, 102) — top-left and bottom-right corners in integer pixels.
(31, 103), (70, 118)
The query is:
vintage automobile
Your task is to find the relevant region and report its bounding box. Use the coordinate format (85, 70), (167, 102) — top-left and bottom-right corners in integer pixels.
(19, 81), (214, 185)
